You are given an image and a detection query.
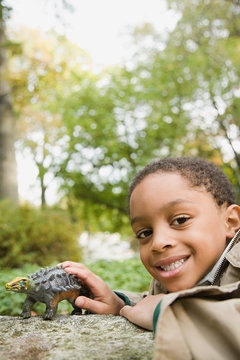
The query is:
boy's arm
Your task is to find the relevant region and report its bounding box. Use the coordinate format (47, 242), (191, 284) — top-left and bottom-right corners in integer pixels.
(120, 294), (165, 330)
(60, 261), (125, 315)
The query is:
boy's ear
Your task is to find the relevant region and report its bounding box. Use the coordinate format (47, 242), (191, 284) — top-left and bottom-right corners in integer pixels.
(225, 204), (240, 239)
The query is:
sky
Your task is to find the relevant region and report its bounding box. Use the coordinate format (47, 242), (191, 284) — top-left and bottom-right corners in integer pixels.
(8, 0), (177, 68)
(7, 0), (178, 205)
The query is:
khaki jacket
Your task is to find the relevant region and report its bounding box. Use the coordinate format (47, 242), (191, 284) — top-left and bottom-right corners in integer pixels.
(122, 232), (240, 359)
(154, 234), (240, 360)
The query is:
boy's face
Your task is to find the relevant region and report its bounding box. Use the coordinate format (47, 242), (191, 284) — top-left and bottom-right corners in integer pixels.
(130, 173), (229, 292)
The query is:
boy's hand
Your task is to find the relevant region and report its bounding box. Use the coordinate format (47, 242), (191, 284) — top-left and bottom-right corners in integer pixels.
(120, 294), (165, 330)
(59, 261), (125, 315)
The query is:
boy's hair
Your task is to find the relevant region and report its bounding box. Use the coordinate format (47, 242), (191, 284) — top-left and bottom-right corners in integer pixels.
(128, 157), (237, 211)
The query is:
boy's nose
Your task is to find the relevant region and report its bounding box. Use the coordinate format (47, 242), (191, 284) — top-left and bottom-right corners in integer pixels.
(151, 230), (176, 252)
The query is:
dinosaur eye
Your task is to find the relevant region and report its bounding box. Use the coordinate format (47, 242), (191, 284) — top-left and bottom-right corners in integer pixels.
(19, 282), (23, 286)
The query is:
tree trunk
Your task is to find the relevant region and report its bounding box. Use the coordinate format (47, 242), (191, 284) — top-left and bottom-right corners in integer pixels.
(0, 15), (18, 203)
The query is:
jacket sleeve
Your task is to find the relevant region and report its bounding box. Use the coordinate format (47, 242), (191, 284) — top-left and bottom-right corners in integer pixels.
(114, 290), (148, 306)
(114, 278), (168, 306)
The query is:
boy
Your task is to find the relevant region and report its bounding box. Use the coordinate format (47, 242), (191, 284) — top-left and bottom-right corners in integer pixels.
(61, 157), (240, 359)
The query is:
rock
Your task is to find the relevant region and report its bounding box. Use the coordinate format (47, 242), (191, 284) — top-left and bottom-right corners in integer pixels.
(0, 315), (154, 360)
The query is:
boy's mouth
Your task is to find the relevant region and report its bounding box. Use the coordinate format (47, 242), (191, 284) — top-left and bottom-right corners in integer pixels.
(160, 258), (186, 271)
(155, 256), (189, 272)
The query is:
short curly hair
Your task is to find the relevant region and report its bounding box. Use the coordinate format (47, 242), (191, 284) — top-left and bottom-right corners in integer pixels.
(127, 157), (237, 211)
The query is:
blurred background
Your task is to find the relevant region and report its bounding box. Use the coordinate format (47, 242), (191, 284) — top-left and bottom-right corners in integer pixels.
(0, 0), (239, 315)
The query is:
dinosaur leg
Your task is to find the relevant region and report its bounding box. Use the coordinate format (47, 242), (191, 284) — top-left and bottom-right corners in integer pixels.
(67, 297), (82, 315)
(21, 296), (36, 319)
(43, 300), (58, 320)
(71, 304), (82, 315)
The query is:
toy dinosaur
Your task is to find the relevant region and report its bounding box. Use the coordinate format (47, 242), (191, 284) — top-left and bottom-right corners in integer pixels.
(5, 265), (92, 320)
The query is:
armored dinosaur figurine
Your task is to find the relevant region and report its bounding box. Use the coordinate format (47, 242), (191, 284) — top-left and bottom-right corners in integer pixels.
(5, 265), (92, 320)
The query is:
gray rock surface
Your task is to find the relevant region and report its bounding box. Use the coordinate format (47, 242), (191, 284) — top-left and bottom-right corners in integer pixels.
(0, 315), (154, 360)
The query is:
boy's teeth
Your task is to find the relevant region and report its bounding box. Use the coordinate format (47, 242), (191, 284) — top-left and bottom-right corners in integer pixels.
(160, 258), (186, 271)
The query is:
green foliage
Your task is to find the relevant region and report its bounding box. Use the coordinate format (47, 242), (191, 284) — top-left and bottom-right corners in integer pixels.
(88, 257), (152, 292)
(5, 0), (240, 233)
(0, 257), (152, 316)
(52, 0), (240, 225)
(125, 0), (240, 202)
(0, 200), (82, 268)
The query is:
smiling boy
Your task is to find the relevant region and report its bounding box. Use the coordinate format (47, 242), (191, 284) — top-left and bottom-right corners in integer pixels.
(61, 157), (240, 359)
(129, 172), (233, 292)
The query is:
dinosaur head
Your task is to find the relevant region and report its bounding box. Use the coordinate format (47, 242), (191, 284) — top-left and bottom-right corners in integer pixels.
(5, 277), (30, 293)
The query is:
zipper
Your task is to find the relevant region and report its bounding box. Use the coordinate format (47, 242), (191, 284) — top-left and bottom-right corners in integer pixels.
(212, 228), (240, 285)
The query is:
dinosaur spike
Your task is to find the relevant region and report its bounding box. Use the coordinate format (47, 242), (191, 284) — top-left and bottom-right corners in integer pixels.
(51, 287), (59, 293)
(49, 274), (55, 281)
(64, 274), (71, 287)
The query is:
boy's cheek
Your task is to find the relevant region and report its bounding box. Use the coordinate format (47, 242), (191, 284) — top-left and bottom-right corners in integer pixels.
(139, 249), (151, 271)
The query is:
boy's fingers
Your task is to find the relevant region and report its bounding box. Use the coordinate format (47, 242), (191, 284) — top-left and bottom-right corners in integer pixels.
(120, 305), (132, 318)
(75, 296), (109, 315)
(120, 305), (153, 330)
(63, 266), (109, 297)
(58, 261), (86, 270)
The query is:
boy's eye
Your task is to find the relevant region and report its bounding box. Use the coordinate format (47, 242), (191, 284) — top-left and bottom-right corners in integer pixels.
(136, 229), (152, 239)
(172, 216), (190, 226)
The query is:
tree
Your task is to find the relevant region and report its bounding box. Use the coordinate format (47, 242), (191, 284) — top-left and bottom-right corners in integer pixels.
(9, 27), (91, 207)
(4, 0), (239, 236)
(0, 0), (18, 202)
(127, 0), (240, 198)
(169, 0), (240, 196)
(52, 60), (191, 233)
(0, 0), (74, 205)
(38, 0), (240, 230)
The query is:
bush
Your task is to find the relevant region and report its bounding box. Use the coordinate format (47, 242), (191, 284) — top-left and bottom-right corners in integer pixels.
(0, 200), (82, 268)
(88, 257), (152, 292)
